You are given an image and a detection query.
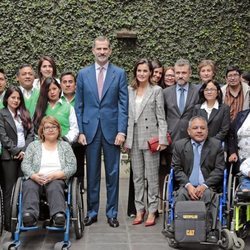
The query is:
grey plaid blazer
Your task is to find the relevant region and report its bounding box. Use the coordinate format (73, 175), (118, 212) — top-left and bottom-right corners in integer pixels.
(125, 84), (168, 150)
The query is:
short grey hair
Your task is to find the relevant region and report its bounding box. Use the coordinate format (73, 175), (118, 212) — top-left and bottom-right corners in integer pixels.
(175, 58), (191, 71)
(188, 116), (208, 128)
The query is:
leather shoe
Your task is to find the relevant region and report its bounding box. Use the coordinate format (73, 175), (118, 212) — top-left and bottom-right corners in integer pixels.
(52, 212), (66, 227)
(23, 212), (37, 227)
(84, 216), (97, 226)
(107, 218), (119, 228)
(206, 231), (218, 243)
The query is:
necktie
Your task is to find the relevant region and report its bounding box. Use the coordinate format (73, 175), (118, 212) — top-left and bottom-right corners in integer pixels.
(98, 67), (104, 99)
(189, 142), (200, 186)
(179, 87), (185, 113)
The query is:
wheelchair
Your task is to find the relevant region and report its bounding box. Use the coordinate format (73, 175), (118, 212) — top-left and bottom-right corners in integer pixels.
(162, 168), (243, 249)
(227, 163), (250, 249)
(3, 177), (84, 250)
(0, 185), (3, 236)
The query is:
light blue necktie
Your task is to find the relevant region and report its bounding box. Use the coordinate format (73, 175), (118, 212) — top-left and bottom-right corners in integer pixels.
(189, 142), (200, 186)
(179, 87), (185, 113)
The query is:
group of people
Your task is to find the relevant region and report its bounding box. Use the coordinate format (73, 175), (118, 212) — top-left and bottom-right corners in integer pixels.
(0, 36), (250, 239)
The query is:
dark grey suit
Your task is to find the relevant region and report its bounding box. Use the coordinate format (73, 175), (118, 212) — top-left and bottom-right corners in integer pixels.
(192, 103), (230, 142)
(163, 83), (199, 152)
(172, 137), (225, 230)
(172, 137), (225, 189)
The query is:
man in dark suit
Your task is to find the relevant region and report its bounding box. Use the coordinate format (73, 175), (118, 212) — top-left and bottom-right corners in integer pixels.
(162, 58), (199, 188)
(171, 116), (225, 242)
(75, 36), (128, 228)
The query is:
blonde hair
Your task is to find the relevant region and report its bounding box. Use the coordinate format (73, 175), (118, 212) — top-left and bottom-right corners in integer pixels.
(198, 59), (216, 75)
(38, 116), (61, 142)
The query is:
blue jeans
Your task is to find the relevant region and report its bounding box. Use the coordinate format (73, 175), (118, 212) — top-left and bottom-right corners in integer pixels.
(240, 176), (250, 190)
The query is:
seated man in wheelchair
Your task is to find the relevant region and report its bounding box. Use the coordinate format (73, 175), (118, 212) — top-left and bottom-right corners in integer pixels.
(21, 116), (76, 227)
(168, 116), (225, 243)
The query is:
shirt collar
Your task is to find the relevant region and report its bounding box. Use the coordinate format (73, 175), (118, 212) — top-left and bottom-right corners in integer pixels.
(191, 139), (205, 147)
(61, 93), (75, 103)
(95, 62), (109, 71)
(200, 100), (219, 110)
(19, 85), (35, 94)
(177, 83), (189, 91)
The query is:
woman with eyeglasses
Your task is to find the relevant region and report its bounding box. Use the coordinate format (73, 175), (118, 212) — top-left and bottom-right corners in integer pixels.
(162, 66), (176, 88)
(0, 86), (34, 231)
(33, 77), (79, 144)
(21, 116), (76, 227)
(192, 80), (230, 142)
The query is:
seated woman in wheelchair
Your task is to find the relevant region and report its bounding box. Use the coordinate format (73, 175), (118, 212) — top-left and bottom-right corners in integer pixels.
(169, 116), (225, 243)
(21, 116), (76, 227)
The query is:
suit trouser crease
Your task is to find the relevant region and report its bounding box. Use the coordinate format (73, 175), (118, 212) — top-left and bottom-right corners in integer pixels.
(22, 179), (66, 218)
(86, 125), (120, 219)
(131, 125), (159, 213)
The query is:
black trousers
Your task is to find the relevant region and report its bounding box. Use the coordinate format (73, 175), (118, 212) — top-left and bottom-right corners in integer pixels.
(127, 166), (136, 216)
(22, 179), (66, 219)
(72, 142), (86, 187)
(1, 159), (22, 231)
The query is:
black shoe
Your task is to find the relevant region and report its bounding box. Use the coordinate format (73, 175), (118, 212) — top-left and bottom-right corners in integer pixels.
(107, 218), (119, 228)
(52, 212), (66, 227)
(84, 216), (97, 226)
(23, 212), (37, 227)
(206, 231), (218, 243)
(164, 225), (174, 238)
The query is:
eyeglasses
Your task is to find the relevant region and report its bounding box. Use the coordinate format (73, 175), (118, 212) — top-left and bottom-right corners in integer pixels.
(165, 74), (175, 78)
(227, 73), (240, 79)
(43, 125), (58, 132)
(204, 88), (217, 92)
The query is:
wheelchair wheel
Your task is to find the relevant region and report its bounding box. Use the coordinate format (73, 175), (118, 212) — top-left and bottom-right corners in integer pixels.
(220, 229), (234, 250)
(0, 186), (3, 236)
(71, 178), (84, 239)
(162, 174), (169, 230)
(232, 238), (245, 250)
(10, 177), (22, 234)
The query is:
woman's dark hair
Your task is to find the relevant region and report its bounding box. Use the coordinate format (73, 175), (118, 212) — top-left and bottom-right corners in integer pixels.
(33, 77), (61, 133)
(130, 58), (153, 89)
(198, 80), (223, 104)
(3, 86), (32, 130)
(37, 55), (57, 83)
(151, 59), (164, 86)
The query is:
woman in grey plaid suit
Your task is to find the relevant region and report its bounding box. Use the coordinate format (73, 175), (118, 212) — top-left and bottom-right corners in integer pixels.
(125, 59), (168, 227)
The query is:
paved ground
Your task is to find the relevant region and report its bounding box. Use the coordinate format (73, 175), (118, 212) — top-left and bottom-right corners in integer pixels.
(1, 177), (249, 250)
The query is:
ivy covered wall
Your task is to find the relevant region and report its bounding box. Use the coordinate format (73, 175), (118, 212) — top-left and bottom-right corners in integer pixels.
(0, 0), (249, 83)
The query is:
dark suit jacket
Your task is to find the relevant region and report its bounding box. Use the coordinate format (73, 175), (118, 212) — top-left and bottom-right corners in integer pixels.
(192, 103), (230, 141)
(163, 83), (199, 151)
(172, 137), (225, 189)
(0, 108), (34, 160)
(75, 63), (128, 144)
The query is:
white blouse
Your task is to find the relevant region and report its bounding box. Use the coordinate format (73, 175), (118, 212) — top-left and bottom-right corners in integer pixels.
(39, 144), (61, 175)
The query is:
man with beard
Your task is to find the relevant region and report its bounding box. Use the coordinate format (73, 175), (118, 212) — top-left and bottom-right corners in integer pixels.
(75, 36), (128, 228)
(163, 59), (199, 173)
